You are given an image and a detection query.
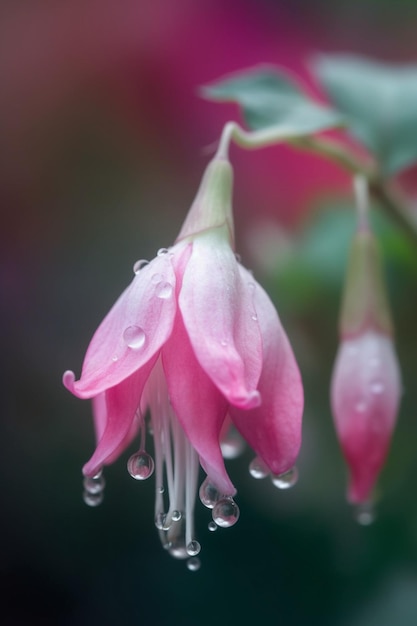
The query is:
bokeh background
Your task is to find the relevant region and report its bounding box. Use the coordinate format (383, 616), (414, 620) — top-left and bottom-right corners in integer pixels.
(2, 1), (417, 624)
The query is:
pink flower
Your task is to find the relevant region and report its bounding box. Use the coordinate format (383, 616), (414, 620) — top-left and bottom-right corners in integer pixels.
(330, 195), (401, 506)
(63, 153), (303, 565)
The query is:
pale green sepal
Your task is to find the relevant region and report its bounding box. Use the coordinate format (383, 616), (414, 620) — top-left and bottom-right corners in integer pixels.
(340, 231), (393, 336)
(176, 157), (234, 246)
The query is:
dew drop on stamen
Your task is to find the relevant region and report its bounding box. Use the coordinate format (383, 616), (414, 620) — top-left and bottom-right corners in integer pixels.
(171, 510), (182, 522)
(83, 491), (104, 507)
(249, 456), (270, 479)
(199, 478), (221, 509)
(133, 259), (149, 274)
(186, 540), (201, 556)
(187, 557), (201, 572)
(212, 498), (240, 528)
(155, 512), (167, 530)
(123, 325), (146, 349)
(83, 474), (106, 494)
(127, 451), (155, 480)
(271, 466), (298, 490)
(155, 281), (173, 299)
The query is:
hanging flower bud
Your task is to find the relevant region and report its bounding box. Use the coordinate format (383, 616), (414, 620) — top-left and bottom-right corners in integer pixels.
(331, 177), (401, 506)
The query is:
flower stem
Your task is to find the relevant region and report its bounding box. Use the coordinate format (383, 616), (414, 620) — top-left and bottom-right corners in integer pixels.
(218, 122), (417, 247)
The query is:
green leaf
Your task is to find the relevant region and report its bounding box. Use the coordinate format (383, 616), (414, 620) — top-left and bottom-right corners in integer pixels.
(312, 54), (417, 175)
(202, 65), (344, 138)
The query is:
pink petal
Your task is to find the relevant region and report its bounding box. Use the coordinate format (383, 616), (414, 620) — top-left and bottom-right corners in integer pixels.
(229, 266), (303, 475)
(67, 249), (179, 398)
(331, 330), (401, 503)
(82, 356), (157, 476)
(162, 312), (235, 496)
(179, 233), (262, 409)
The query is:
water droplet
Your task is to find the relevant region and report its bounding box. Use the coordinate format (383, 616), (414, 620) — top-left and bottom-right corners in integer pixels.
(171, 510), (182, 522)
(127, 451), (155, 480)
(212, 498), (240, 528)
(167, 520), (188, 558)
(370, 381), (384, 395)
(186, 540), (201, 556)
(158, 485), (165, 494)
(83, 491), (103, 507)
(220, 429), (246, 459)
(249, 457), (270, 479)
(220, 339), (228, 347)
(234, 253), (242, 263)
(355, 502), (376, 526)
(187, 557), (201, 571)
(155, 512), (167, 530)
(271, 466), (298, 490)
(157, 248), (169, 256)
(208, 521), (218, 532)
(251, 314), (258, 321)
(199, 478), (221, 509)
(355, 400), (367, 413)
(112, 355), (118, 362)
(133, 259), (149, 274)
(83, 474), (106, 494)
(151, 272), (164, 284)
(123, 325), (146, 349)
(155, 281), (173, 299)
(248, 282), (255, 290)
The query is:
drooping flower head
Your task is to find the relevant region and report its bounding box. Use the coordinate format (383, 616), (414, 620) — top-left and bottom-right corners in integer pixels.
(331, 177), (401, 510)
(63, 146), (304, 568)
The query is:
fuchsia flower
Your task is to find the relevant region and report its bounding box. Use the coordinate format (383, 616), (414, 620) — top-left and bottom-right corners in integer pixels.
(331, 184), (401, 507)
(63, 152), (303, 567)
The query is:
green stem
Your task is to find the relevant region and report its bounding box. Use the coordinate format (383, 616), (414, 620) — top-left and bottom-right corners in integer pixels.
(217, 122), (417, 247)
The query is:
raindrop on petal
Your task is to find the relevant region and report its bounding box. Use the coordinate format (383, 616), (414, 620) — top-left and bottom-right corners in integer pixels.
(155, 281), (173, 299)
(123, 325), (146, 349)
(271, 466), (298, 490)
(355, 400), (367, 413)
(199, 477), (221, 509)
(212, 498), (240, 528)
(249, 456), (270, 479)
(370, 381), (384, 395)
(157, 248), (169, 256)
(220, 428), (246, 459)
(127, 451), (155, 480)
(133, 259), (149, 274)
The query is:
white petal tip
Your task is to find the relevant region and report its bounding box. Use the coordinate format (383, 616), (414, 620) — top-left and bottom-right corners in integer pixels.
(63, 370), (76, 393)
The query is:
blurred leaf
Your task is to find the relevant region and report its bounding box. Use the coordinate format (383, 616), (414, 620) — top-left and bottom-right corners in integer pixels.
(202, 65), (344, 137)
(262, 202), (417, 315)
(312, 54), (417, 174)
